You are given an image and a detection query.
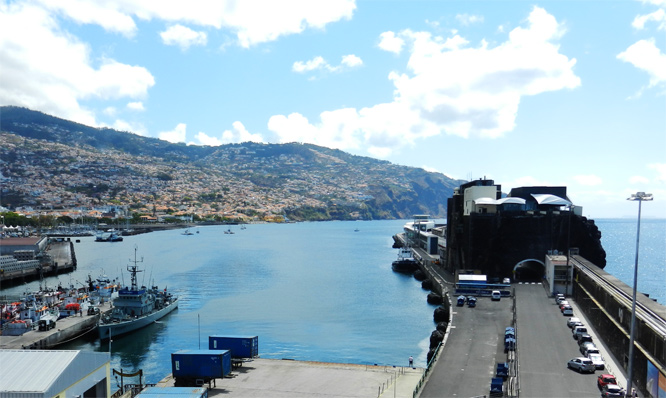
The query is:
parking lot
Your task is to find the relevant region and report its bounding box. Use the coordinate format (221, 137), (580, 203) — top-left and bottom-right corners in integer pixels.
(419, 291), (514, 397)
(516, 283), (628, 397)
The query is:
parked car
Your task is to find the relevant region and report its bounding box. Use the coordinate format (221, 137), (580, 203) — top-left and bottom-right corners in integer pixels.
(587, 352), (605, 370)
(580, 342), (599, 356)
(457, 295), (466, 306)
(597, 374), (618, 389)
(570, 321), (584, 330)
(573, 326), (588, 339)
(467, 296), (477, 307)
(567, 357), (596, 373)
(491, 290), (501, 301)
(559, 300), (570, 309)
(503, 278), (511, 284)
(555, 294), (565, 304)
(562, 307), (574, 316)
(601, 384), (626, 397)
(578, 333), (594, 345)
(567, 317), (581, 328)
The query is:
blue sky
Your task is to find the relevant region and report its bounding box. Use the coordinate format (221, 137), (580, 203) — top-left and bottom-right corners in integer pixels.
(1, 0), (664, 219)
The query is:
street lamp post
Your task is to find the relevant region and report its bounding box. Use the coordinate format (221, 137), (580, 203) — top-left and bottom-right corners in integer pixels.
(626, 191), (653, 396)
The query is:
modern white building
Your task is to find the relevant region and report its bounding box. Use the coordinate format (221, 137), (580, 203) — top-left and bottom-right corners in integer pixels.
(0, 350), (110, 398)
(545, 253), (574, 296)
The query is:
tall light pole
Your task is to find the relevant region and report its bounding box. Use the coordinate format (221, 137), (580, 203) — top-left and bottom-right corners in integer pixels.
(626, 191), (653, 396)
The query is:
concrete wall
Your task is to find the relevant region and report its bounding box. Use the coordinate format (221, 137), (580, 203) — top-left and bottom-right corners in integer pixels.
(572, 257), (666, 397)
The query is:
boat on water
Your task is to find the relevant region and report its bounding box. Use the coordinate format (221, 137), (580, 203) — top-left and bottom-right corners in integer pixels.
(182, 229), (194, 235)
(95, 232), (123, 242)
(98, 248), (178, 341)
(392, 247), (419, 273)
(224, 228), (234, 234)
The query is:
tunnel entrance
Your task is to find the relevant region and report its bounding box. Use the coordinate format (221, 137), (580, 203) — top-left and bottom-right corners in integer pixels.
(513, 259), (545, 282)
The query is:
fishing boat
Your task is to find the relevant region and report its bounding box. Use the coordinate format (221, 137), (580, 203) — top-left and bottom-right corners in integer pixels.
(98, 248), (178, 341)
(392, 247), (418, 274)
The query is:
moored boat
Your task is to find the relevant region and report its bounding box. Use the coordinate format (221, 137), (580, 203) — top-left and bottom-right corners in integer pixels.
(98, 248), (178, 341)
(392, 247), (419, 273)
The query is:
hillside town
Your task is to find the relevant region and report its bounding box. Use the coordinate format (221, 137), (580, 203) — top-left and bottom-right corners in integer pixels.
(0, 131), (440, 224)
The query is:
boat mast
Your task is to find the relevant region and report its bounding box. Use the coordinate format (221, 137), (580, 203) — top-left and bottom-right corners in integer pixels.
(128, 246), (144, 291)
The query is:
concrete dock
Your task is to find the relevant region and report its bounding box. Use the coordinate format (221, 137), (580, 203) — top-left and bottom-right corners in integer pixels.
(157, 358), (424, 398)
(0, 301), (111, 349)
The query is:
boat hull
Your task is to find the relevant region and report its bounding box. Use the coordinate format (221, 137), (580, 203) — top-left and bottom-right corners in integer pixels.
(392, 259), (418, 274)
(98, 298), (179, 341)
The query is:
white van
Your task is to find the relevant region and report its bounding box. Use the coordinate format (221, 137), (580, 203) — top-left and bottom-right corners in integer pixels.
(491, 290), (501, 301)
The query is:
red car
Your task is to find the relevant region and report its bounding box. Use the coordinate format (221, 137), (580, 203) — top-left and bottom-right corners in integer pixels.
(597, 374), (618, 389)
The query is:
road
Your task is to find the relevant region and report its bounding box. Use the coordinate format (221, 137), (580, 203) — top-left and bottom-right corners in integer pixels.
(418, 282), (628, 398)
(516, 283), (627, 398)
(419, 292), (513, 397)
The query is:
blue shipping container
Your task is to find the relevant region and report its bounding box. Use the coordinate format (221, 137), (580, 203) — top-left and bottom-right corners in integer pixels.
(136, 387), (208, 398)
(208, 335), (258, 358)
(171, 350), (232, 378)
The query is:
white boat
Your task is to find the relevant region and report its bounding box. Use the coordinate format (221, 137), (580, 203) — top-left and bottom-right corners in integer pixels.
(182, 229), (194, 235)
(98, 248), (178, 341)
(392, 247), (418, 273)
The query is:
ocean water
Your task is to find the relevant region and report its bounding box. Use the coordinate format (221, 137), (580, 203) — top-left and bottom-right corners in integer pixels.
(21, 220), (436, 383)
(2, 218), (663, 385)
(595, 218), (665, 305)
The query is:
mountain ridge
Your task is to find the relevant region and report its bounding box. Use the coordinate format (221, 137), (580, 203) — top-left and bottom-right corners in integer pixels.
(0, 106), (463, 221)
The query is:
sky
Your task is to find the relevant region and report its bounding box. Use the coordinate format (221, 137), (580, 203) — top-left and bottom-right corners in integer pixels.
(1, 0), (664, 219)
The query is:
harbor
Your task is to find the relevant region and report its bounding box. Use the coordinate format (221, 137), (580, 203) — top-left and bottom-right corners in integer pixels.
(1, 214), (665, 397)
(0, 301), (111, 349)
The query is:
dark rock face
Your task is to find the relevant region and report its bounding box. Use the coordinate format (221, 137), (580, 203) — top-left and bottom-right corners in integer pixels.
(429, 330), (444, 348)
(413, 269), (427, 281)
(427, 293), (443, 305)
(433, 306), (449, 323)
(447, 212), (607, 280)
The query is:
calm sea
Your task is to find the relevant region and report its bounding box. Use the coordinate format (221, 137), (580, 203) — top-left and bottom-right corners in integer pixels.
(2, 218), (663, 384)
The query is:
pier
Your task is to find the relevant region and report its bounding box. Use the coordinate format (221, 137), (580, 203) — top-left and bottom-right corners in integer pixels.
(0, 301), (111, 349)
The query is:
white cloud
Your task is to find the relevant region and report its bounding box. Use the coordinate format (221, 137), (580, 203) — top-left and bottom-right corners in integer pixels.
(159, 123), (187, 143)
(293, 55), (362, 74)
(341, 54), (363, 68)
(632, 7), (666, 31)
(617, 39), (666, 87)
(221, 121), (264, 144)
(630, 175), (650, 184)
(191, 122), (264, 146)
(456, 13), (484, 26)
(378, 31), (405, 54)
(649, 163), (666, 183)
(35, 0), (138, 37)
(160, 24), (207, 50)
(0, 2), (155, 126)
(127, 101), (145, 111)
(573, 175), (603, 186)
(293, 56), (328, 73)
(110, 119), (148, 136)
(270, 6), (580, 156)
(34, 0), (355, 47)
(194, 131), (223, 146)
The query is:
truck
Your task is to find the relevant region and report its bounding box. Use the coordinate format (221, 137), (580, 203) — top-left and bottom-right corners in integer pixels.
(490, 377), (504, 396)
(171, 349), (232, 388)
(209, 335), (258, 368)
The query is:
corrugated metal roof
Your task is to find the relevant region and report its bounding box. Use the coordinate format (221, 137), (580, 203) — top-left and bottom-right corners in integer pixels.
(0, 350), (109, 396)
(0, 350), (77, 393)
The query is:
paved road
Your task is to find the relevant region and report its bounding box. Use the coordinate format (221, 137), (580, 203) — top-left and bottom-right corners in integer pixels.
(419, 293), (513, 398)
(516, 283), (616, 398)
